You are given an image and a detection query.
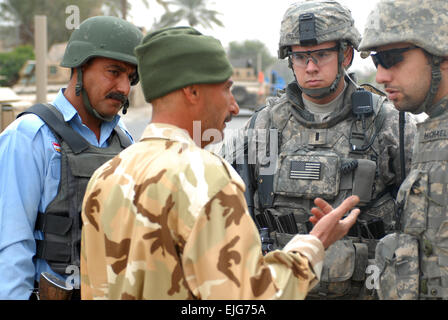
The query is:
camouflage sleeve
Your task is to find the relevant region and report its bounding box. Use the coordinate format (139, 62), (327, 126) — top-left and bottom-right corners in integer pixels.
(182, 178), (324, 299)
(80, 182), (96, 300)
(377, 102), (417, 187)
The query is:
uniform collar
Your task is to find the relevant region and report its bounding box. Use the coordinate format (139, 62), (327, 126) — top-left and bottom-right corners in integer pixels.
(286, 79), (354, 128)
(141, 123), (194, 145)
(52, 88), (121, 131)
(51, 89), (79, 122)
(426, 95), (448, 119)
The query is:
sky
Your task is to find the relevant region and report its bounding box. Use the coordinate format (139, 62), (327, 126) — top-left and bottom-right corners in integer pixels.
(129, 0), (381, 73)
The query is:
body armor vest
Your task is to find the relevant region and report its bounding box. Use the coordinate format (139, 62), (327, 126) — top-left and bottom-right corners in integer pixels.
(376, 106), (448, 300)
(247, 81), (397, 299)
(19, 104), (131, 276)
(253, 82), (393, 245)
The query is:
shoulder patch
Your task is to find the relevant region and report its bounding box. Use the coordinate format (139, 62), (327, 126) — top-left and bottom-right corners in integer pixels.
(52, 142), (61, 153)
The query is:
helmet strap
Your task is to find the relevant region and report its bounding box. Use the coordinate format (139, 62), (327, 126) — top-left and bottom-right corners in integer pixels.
(414, 54), (442, 116)
(122, 99), (129, 114)
(291, 43), (346, 99)
(75, 67), (83, 96)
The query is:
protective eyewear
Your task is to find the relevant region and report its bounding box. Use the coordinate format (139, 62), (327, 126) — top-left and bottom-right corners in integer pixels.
(371, 45), (419, 69)
(289, 45), (339, 67)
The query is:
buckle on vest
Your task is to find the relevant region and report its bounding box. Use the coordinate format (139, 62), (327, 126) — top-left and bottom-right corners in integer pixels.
(35, 213), (73, 236)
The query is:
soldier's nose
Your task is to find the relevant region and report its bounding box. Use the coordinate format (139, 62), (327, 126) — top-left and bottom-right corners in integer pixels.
(375, 65), (392, 84)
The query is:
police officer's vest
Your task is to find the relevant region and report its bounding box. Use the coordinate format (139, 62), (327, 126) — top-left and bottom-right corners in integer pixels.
(249, 81), (395, 299)
(375, 107), (448, 300)
(18, 104), (131, 276)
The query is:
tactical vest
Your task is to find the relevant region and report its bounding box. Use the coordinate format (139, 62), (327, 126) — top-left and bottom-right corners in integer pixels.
(18, 104), (131, 276)
(249, 81), (396, 299)
(375, 110), (448, 300)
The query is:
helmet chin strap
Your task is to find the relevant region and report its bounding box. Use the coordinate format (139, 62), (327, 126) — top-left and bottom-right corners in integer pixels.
(290, 43), (348, 100)
(75, 67), (122, 123)
(412, 55), (442, 116)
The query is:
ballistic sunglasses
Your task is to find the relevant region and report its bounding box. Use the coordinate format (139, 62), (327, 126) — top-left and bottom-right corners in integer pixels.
(371, 45), (420, 69)
(288, 45), (339, 67)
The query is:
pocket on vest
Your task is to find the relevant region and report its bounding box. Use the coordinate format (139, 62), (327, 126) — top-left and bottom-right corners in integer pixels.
(274, 152), (340, 199)
(308, 239), (369, 297)
(375, 232), (419, 299)
(397, 170), (429, 235)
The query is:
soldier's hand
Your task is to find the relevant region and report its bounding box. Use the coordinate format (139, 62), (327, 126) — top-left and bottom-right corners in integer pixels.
(309, 196), (360, 249)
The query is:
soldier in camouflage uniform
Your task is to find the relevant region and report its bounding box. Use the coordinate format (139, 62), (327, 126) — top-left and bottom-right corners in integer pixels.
(80, 26), (361, 300)
(220, 0), (417, 299)
(359, 0), (448, 300)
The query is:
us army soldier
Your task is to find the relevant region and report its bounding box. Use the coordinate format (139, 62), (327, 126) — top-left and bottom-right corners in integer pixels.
(221, 0), (416, 299)
(359, 0), (448, 300)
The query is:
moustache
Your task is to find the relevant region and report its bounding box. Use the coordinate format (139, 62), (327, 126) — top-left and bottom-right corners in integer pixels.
(105, 92), (127, 104)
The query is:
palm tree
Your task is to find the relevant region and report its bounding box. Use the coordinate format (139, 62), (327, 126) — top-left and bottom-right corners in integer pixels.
(153, 0), (224, 30)
(103, 0), (169, 20)
(0, 0), (172, 46)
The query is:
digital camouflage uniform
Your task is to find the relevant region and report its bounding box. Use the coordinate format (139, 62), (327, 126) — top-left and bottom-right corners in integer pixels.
(359, 0), (448, 300)
(221, 0), (417, 299)
(80, 123), (325, 299)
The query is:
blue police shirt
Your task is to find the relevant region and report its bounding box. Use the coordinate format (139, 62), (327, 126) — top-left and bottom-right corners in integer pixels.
(0, 89), (133, 299)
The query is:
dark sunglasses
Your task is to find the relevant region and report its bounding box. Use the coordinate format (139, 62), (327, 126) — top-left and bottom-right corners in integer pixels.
(371, 45), (420, 69)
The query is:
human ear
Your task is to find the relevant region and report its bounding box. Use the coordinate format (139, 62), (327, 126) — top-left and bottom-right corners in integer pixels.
(440, 58), (448, 71)
(182, 85), (201, 104)
(342, 47), (354, 68)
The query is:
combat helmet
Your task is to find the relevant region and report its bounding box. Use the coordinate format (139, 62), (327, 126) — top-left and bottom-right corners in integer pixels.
(278, 0), (361, 99)
(61, 16), (143, 121)
(359, 0), (448, 114)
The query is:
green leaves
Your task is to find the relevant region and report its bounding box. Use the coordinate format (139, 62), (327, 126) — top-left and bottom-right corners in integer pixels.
(0, 45), (34, 86)
(152, 0), (224, 30)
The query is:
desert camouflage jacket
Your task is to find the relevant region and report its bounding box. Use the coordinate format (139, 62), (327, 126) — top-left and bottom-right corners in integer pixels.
(80, 123), (325, 299)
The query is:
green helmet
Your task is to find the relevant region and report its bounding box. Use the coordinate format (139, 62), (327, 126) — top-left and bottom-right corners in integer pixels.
(359, 0), (448, 115)
(278, 0), (361, 99)
(61, 16), (143, 121)
(61, 15), (143, 70)
(278, 0), (361, 59)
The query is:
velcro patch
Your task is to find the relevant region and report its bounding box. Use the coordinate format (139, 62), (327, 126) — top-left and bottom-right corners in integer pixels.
(290, 161), (321, 180)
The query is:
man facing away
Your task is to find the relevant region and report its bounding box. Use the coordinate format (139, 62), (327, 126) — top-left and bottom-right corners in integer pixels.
(80, 26), (360, 300)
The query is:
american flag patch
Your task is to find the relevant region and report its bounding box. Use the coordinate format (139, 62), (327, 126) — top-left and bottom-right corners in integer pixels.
(290, 161), (321, 180)
(52, 142), (61, 153)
